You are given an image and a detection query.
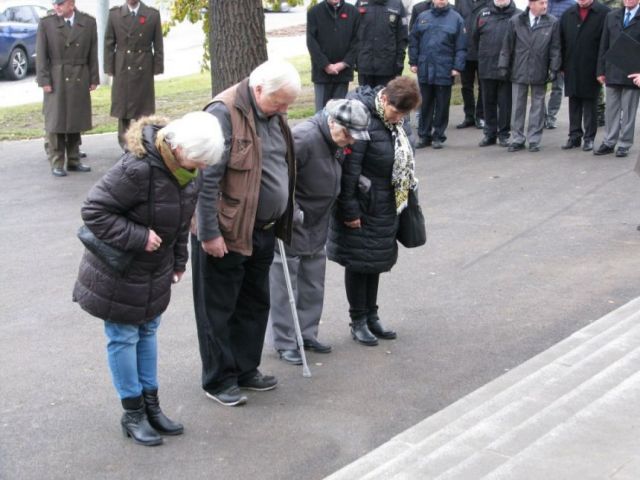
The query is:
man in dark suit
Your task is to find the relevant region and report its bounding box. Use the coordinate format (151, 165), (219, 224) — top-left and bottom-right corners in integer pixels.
(559, 0), (609, 152)
(104, 0), (164, 149)
(36, 0), (97, 177)
(594, 0), (640, 157)
(307, 0), (360, 112)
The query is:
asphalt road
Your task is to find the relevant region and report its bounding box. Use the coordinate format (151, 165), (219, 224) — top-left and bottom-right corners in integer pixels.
(2, 103), (640, 479)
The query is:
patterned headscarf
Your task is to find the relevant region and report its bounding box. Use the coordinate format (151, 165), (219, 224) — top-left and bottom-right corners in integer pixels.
(374, 90), (417, 213)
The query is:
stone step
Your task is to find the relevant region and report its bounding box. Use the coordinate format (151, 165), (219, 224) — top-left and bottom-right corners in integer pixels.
(324, 297), (640, 480)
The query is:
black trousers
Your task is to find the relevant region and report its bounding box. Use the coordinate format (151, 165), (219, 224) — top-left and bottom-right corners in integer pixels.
(481, 78), (512, 140)
(345, 269), (380, 319)
(568, 96), (597, 142)
(313, 82), (349, 112)
(460, 60), (483, 121)
(191, 229), (275, 394)
(418, 83), (452, 142)
(358, 73), (395, 88)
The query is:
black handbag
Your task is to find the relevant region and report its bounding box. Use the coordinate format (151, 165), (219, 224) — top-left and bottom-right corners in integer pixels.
(77, 160), (155, 275)
(397, 188), (426, 248)
(77, 225), (136, 275)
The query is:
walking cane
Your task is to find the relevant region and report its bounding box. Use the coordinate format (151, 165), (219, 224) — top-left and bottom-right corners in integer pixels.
(276, 238), (312, 378)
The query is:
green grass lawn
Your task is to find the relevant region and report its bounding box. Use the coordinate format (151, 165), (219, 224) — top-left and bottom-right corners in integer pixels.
(0, 54), (463, 142)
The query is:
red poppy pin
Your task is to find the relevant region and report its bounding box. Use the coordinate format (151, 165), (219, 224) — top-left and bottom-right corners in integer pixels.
(343, 146), (352, 155)
(340, 12), (348, 19)
(359, 7), (366, 14)
(139, 15), (146, 25)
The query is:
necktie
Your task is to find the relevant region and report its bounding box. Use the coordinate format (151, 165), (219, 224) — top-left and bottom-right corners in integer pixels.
(624, 11), (631, 27)
(533, 16), (539, 28)
(66, 19), (71, 27)
(131, 10), (136, 17)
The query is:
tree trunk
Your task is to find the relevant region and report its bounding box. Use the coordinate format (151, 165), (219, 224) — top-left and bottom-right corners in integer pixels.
(209, 0), (268, 97)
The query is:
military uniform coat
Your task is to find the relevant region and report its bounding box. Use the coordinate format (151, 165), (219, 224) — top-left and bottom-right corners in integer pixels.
(104, 2), (164, 119)
(36, 10), (99, 133)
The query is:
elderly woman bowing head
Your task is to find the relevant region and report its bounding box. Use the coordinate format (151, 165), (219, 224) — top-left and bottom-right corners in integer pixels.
(73, 112), (224, 446)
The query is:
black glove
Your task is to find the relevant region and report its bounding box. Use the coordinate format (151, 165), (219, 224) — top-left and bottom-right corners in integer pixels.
(497, 67), (509, 80)
(547, 71), (557, 82)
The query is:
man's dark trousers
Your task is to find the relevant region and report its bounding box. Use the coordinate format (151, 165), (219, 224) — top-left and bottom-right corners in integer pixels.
(418, 83), (452, 142)
(481, 78), (512, 141)
(358, 74), (395, 88)
(314, 82), (349, 112)
(461, 60), (483, 121)
(191, 228), (276, 394)
(568, 96), (597, 142)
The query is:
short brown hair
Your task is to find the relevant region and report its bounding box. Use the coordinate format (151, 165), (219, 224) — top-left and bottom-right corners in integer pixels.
(382, 77), (421, 112)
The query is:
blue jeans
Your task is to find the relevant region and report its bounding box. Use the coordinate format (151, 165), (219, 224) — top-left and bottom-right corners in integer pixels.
(104, 316), (161, 399)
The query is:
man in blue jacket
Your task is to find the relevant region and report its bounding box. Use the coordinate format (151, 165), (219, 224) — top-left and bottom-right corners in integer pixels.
(409, 0), (467, 149)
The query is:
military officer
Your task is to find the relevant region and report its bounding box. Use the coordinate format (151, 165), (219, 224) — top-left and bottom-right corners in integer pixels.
(104, 0), (164, 149)
(36, 0), (98, 177)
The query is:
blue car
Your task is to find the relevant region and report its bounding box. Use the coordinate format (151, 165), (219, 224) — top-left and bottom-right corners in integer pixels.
(0, 2), (48, 80)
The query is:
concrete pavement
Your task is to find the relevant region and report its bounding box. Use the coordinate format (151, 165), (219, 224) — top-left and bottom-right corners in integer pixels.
(2, 102), (640, 480)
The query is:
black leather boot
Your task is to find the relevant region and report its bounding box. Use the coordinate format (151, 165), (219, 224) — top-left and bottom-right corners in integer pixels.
(121, 396), (163, 446)
(350, 317), (378, 346)
(142, 389), (184, 436)
(367, 312), (397, 340)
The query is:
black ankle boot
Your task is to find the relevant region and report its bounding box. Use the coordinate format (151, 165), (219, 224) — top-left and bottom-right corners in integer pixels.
(367, 312), (397, 340)
(350, 317), (378, 346)
(142, 389), (184, 436)
(121, 396), (163, 446)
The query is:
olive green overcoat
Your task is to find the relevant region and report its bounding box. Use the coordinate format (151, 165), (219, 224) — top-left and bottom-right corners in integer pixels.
(104, 2), (164, 119)
(36, 10), (99, 133)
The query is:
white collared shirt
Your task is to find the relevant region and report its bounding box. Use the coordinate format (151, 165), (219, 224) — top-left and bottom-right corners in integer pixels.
(529, 11), (539, 27)
(624, 5), (639, 22)
(65, 12), (75, 26)
(129, 5), (139, 16)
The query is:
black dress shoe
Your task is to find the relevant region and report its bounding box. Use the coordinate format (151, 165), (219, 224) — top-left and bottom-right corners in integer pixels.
(561, 138), (581, 150)
(616, 147), (629, 157)
(528, 143), (540, 152)
(303, 338), (332, 353)
(475, 118), (485, 129)
(238, 371), (277, 391)
(593, 143), (615, 156)
(367, 317), (397, 340)
(479, 136), (497, 147)
(432, 139), (443, 149)
(52, 167), (67, 177)
(415, 138), (431, 149)
(582, 139), (594, 151)
(545, 119), (557, 129)
(498, 137), (510, 147)
(508, 143), (525, 152)
(80, 150), (87, 158)
(350, 319), (378, 346)
(456, 118), (475, 129)
(67, 163), (91, 172)
(278, 349), (303, 365)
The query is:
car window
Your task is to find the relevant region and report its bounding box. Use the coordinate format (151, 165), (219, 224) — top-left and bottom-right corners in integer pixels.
(34, 5), (49, 20)
(8, 6), (37, 23)
(0, 10), (7, 22)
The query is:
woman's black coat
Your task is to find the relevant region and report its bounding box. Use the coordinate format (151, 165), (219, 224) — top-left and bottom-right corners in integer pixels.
(73, 122), (199, 325)
(327, 85), (402, 274)
(560, 2), (610, 98)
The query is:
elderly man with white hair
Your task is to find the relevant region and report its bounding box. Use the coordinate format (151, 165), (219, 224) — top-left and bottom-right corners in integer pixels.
(73, 111), (225, 446)
(191, 60), (301, 407)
